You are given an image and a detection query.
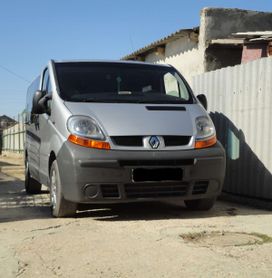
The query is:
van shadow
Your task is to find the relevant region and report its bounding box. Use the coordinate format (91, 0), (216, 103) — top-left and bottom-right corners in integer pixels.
(1, 175), (269, 223)
(210, 112), (272, 204)
(75, 199), (270, 221)
(0, 160), (20, 167)
(0, 177), (51, 223)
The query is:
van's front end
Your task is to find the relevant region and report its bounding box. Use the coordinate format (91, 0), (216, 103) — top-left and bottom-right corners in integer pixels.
(49, 61), (225, 216)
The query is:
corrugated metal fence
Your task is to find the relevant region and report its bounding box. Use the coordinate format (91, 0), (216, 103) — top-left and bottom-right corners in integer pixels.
(193, 56), (272, 200)
(1, 113), (26, 153)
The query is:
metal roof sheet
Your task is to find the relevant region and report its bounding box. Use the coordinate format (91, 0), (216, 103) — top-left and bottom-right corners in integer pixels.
(233, 31), (272, 38)
(231, 31), (272, 44)
(210, 38), (244, 45)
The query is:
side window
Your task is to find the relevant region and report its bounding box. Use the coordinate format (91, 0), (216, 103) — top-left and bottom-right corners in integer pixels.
(42, 68), (52, 114)
(176, 74), (190, 101)
(42, 69), (49, 92)
(47, 78), (52, 93)
(164, 72), (190, 101)
(28, 76), (40, 123)
(164, 73), (180, 98)
(46, 78), (52, 113)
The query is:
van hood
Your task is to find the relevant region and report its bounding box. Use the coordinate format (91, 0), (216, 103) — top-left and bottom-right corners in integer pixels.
(64, 102), (201, 136)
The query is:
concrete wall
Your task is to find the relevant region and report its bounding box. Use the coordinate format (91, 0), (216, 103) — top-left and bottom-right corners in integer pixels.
(199, 8), (272, 48)
(199, 8), (272, 71)
(205, 46), (243, 72)
(133, 8), (272, 85)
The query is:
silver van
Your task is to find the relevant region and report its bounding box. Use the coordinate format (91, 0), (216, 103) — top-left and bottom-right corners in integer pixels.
(25, 60), (225, 217)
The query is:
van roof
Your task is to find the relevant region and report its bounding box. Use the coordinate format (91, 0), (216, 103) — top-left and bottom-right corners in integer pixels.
(51, 59), (172, 68)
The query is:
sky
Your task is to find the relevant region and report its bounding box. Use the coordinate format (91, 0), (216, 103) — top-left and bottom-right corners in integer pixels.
(0, 0), (272, 117)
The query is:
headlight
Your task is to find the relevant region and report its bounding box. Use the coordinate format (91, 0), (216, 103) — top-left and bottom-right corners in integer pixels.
(67, 116), (105, 140)
(195, 116), (215, 139)
(195, 116), (217, 149)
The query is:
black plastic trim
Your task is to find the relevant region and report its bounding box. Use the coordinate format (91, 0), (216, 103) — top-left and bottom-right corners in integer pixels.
(146, 106), (186, 111)
(26, 130), (41, 143)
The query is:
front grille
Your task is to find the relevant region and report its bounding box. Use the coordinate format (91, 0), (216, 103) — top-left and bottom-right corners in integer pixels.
(101, 184), (119, 198)
(125, 182), (189, 199)
(163, 136), (191, 146)
(192, 181), (209, 195)
(111, 135), (191, 147)
(119, 159), (194, 167)
(111, 136), (143, 147)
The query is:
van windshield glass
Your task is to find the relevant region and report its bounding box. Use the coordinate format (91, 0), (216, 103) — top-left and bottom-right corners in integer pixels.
(55, 62), (193, 104)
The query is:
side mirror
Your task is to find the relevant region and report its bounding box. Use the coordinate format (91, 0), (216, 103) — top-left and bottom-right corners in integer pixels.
(39, 93), (52, 115)
(32, 90), (46, 114)
(197, 94), (208, 110)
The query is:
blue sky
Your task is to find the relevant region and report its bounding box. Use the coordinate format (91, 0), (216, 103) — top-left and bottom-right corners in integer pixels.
(0, 0), (272, 117)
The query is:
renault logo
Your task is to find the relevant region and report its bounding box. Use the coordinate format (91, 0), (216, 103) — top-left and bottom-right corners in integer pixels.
(149, 136), (160, 149)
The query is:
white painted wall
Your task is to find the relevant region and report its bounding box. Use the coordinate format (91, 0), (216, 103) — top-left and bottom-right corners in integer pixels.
(2, 117), (25, 153)
(163, 48), (204, 84)
(145, 36), (205, 85)
(165, 37), (196, 56)
(145, 52), (164, 63)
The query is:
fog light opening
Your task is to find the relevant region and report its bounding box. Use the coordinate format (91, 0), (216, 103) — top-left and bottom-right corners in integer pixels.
(84, 184), (98, 198)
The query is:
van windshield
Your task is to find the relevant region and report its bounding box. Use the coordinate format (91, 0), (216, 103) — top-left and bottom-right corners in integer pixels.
(55, 62), (193, 104)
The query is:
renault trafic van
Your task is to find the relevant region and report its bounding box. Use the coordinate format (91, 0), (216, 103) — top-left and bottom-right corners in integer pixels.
(25, 60), (225, 217)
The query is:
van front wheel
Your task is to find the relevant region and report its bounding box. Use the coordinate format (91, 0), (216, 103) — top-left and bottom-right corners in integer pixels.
(50, 160), (77, 217)
(25, 161), (42, 194)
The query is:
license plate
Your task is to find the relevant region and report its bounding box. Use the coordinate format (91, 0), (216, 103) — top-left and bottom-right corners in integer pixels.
(132, 168), (183, 182)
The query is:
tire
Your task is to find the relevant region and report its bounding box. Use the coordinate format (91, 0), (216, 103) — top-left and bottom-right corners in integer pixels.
(25, 161), (42, 194)
(50, 160), (77, 217)
(184, 197), (216, 211)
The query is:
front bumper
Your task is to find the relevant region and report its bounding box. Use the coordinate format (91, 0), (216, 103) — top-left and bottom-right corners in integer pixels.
(57, 141), (226, 203)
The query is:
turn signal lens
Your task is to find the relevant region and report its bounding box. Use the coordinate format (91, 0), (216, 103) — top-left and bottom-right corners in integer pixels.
(195, 136), (217, 149)
(68, 134), (111, 150)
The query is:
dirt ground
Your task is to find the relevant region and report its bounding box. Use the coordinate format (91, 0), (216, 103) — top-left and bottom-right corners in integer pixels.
(1, 155), (272, 278)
